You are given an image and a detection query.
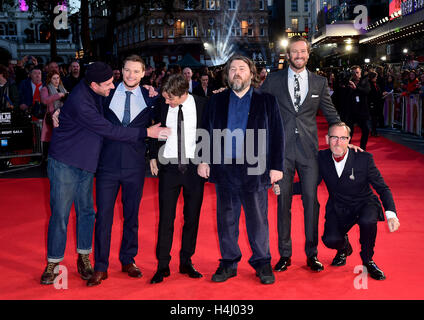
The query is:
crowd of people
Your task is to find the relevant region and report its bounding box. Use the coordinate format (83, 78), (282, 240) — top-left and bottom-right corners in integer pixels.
(1, 37), (402, 289)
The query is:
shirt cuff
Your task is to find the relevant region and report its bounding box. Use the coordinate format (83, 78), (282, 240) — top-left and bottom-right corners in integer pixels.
(385, 210), (397, 220)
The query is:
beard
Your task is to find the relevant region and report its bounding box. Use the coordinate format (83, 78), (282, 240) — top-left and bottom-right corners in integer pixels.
(288, 56), (308, 71)
(229, 76), (251, 92)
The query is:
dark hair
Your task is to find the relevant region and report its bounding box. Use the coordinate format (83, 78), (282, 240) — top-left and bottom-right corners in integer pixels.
(123, 54), (145, 70)
(161, 74), (189, 97)
(287, 35), (311, 53)
(223, 54), (260, 88)
(368, 71), (377, 80)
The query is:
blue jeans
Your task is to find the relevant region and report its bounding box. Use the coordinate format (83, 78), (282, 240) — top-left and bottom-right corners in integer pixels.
(46, 157), (95, 263)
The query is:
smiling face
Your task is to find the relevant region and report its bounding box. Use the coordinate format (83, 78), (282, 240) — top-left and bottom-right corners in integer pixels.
(51, 74), (61, 88)
(122, 60), (145, 89)
(287, 40), (309, 73)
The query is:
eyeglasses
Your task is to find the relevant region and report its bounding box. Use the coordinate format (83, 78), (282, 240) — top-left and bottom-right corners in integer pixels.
(329, 136), (349, 142)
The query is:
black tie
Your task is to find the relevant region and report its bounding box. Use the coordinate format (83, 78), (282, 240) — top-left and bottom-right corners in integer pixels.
(177, 104), (187, 174)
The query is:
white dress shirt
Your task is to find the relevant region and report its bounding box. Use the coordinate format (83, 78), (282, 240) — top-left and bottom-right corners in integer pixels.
(109, 82), (147, 123)
(331, 149), (397, 220)
(163, 94), (197, 159)
(287, 67), (309, 107)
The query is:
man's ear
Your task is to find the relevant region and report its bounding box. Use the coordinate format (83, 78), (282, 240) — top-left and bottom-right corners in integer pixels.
(325, 134), (330, 145)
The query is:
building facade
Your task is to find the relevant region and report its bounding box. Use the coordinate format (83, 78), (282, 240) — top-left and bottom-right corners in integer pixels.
(0, 1), (77, 65)
(90, 0), (271, 68)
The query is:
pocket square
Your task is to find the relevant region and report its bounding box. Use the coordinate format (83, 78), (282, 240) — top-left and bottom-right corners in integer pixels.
(311, 94), (319, 98)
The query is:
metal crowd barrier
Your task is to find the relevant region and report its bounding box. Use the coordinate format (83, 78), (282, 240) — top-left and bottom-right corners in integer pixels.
(0, 119), (44, 174)
(383, 93), (423, 137)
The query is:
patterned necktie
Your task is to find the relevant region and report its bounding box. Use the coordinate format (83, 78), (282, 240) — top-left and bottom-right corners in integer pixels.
(177, 104), (187, 174)
(122, 91), (132, 127)
(293, 74), (301, 113)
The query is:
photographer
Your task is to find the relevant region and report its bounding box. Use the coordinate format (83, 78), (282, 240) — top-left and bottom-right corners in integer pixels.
(40, 70), (68, 158)
(0, 64), (19, 112)
(344, 65), (371, 151)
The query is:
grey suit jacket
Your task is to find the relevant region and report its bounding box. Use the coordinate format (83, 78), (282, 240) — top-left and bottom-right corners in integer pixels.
(261, 68), (340, 160)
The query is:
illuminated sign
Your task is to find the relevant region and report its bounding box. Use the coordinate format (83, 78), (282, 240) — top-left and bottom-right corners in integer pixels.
(400, 0), (424, 16)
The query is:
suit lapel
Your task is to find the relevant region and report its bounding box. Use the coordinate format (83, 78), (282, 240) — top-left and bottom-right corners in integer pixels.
(340, 149), (354, 181)
(298, 70), (313, 111)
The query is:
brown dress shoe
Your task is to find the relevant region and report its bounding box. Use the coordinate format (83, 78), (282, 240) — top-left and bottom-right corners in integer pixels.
(77, 254), (94, 280)
(40, 262), (59, 285)
(122, 263), (142, 278)
(87, 271), (108, 287)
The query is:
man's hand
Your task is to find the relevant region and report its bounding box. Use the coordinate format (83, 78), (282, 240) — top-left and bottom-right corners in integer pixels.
(143, 85), (159, 97)
(388, 217), (400, 232)
(147, 123), (171, 139)
(212, 87), (226, 94)
(348, 144), (363, 152)
(150, 159), (159, 176)
(19, 104), (28, 111)
(52, 109), (60, 128)
(197, 163), (210, 179)
(272, 183), (281, 196)
(348, 81), (356, 90)
(270, 169), (283, 184)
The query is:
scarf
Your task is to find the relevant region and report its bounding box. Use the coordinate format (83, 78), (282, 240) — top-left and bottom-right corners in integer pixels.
(47, 83), (68, 110)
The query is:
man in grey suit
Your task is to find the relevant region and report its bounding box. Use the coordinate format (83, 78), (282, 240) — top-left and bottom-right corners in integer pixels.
(261, 36), (341, 272)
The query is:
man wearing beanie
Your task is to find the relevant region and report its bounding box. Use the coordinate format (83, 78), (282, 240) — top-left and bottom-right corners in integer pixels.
(40, 62), (170, 285)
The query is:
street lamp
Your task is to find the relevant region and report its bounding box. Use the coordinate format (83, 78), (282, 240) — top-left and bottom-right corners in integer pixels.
(381, 56), (387, 61)
(364, 58), (370, 63)
(280, 38), (288, 49)
(403, 48), (408, 54)
(345, 44), (352, 51)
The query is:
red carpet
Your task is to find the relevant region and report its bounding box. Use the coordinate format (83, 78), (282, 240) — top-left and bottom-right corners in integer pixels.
(1, 116), (424, 300)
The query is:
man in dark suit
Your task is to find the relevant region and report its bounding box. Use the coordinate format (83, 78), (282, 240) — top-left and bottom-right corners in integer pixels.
(149, 74), (207, 284)
(183, 67), (199, 93)
(18, 66), (45, 118)
(343, 65), (371, 150)
(87, 55), (165, 286)
(198, 55), (285, 285)
(192, 73), (213, 97)
(317, 122), (399, 280)
(260, 35), (341, 272)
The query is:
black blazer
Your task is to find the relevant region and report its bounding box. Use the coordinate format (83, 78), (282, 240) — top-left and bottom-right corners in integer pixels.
(150, 93), (207, 163)
(318, 149), (396, 221)
(261, 68), (340, 160)
(97, 86), (158, 171)
(202, 88), (285, 192)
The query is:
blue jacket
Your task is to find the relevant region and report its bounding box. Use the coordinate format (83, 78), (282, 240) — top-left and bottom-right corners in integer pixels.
(202, 88), (285, 192)
(18, 78), (44, 107)
(97, 86), (158, 171)
(49, 80), (146, 173)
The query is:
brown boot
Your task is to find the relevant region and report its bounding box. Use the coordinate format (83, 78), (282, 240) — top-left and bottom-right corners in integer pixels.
(40, 262), (59, 285)
(77, 254), (93, 280)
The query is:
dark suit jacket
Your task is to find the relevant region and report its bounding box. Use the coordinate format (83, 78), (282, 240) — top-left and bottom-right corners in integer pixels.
(18, 78), (44, 107)
(97, 86), (158, 171)
(202, 88), (285, 192)
(318, 149), (396, 221)
(150, 93), (207, 163)
(192, 85), (213, 97)
(261, 68), (340, 160)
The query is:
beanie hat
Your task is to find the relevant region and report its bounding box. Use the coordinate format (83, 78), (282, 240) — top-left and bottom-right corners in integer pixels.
(85, 62), (113, 84)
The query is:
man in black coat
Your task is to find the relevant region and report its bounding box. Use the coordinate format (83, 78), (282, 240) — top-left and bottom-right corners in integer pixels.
(149, 74), (207, 284)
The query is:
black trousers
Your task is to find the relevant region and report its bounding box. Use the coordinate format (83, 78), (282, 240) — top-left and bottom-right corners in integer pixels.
(346, 115), (370, 151)
(94, 167), (145, 272)
(277, 139), (320, 259)
(321, 202), (380, 263)
(156, 163), (204, 269)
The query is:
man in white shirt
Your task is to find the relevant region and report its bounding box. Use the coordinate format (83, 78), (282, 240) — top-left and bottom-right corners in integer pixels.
(276, 122), (400, 280)
(149, 74), (208, 284)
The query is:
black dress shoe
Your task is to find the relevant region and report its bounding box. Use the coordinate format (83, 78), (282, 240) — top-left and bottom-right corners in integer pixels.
(331, 242), (353, 266)
(150, 267), (171, 284)
(363, 261), (386, 280)
(211, 266), (237, 282)
(255, 264), (275, 285)
(274, 257), (291, 272)
(306, 256), (324, 272)
(179, 263), (203, 278)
